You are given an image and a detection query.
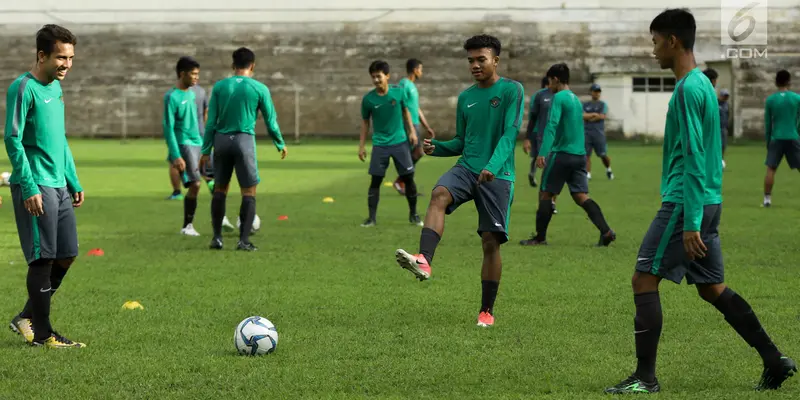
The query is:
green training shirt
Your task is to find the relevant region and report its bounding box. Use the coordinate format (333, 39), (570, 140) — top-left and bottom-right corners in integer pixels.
(397, 77), (420, 125)
(764, 90), (800, 141)
(661, 68), (723, 231)
(431, 77), (524, 181)
(202, 76), (286, 155)
(4, 72), (82, 200)
(163, 87), (202, 161)
(361, 85), (410, 147)
(539, 89), (586, 156)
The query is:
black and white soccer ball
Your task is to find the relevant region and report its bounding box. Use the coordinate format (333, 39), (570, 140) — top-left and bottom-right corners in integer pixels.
(234, 316), (278, 356)
(236, 215), (261, 234)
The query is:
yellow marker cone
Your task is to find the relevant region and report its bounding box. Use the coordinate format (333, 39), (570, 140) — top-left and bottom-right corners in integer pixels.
(322, 197), (335, 203)
(122, 301), (144, 310)
(383, 182), (393, 187)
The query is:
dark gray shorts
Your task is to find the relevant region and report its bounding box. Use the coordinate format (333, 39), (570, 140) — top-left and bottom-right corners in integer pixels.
(369, 142), (414, 177)
(11, 185), (78, 265)
(179, 145), (202, 187)
(585, 131), (608, 157)
(540, 152), (589, 195)
(214, 133), (260, 189)
(765, 139), (800, 169)
(435, 164), (514, 244)
(635, 202), (724, 285)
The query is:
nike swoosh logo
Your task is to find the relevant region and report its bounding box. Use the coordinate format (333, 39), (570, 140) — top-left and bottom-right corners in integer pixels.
(634, 330), (649, 334)
(467, 102), (478, 108)
(44, 99), (53, 103)
(40, 287), (51, 293)
(544, 99), (550, 102)
(182, 100), (188, 104)
(374, 105), (381, 108)
(637, 257), (650, 261)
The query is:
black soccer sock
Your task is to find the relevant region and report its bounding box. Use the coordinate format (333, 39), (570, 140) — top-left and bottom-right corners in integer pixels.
(712, 287), (782, 366)
(27, 259), (54, 341)
(20, 264), (68, 319)
(535, 198), (554, 240)
(402, 174), (418, 215)
(633, 291), (662, 382)
(183, 196), (198, 227)
(368, 175), (382, 222)
(172, 189), (181, 196)
(580, 199), (611, 234)
(211, 192), (227, 238)
(418, 227), (441, 265)
(239, 196), (256, 243)
(480, 280), (500, 314)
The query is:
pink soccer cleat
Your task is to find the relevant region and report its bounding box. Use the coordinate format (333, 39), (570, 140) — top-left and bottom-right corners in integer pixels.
(395, 249), (431, 281)
(477, 311), (495, 327)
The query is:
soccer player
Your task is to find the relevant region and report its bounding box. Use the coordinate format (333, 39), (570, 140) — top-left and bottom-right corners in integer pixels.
(519, 63), (615, 247)
(583, 84), (614, 180)
(524, 76), (559, 212)
(5, 24), (86, 348)
(200, 47), (287, 251)
(605, 10), (796, 394)
(163, 56), (204, 236)
(762, 70), (800, 208)
(392, 58), (436, 195)
(394, 35), (524, 328)
(358, 60), (421, 227)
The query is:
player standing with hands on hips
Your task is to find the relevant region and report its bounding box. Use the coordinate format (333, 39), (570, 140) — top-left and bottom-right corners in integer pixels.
(5, 24), (86, 348)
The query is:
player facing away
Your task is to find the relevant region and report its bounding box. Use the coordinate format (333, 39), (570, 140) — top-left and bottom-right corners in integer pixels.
(394, 35), (524, 328)
(519, 63), (615, 247)
(358, 60), (422, 227)
(524, 76), (559, 212)
(201, 47), (287, 251)
(762, 70), (800, 208)
(583, 84), (614, 180)
(392, 58), (436, 195)
(5, 24), (86, 348)
(605, 10), (796, 394)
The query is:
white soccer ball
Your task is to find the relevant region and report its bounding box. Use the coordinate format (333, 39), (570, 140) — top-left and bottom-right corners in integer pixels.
(236, 215), (261, 233)
(234, 316), (278, 356)
(0, 171), (10, 186)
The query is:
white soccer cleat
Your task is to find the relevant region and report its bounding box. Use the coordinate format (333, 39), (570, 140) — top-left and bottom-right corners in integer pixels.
(222, 216), (236, 232)
(722, 160), (727, 169)
(181, 223), (201, 236)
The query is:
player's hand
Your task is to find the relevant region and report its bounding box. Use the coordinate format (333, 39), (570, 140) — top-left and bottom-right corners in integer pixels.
(426, 127), (436, 139)
(422, 139), (435, 155)
(24, 194), (44, 216)
(280, 147), (288, 160)
(72, 192), (84, 208)
(358, 146), (367, 162)
(408, 132), (418, 147)
(477, 169), (495, 184)
(199, 155), (210, 171)
(172, 157), (186, 172)
(683, 231), (707, 260)
(523, 139), (532, 154)
(536, 156), (546, 169)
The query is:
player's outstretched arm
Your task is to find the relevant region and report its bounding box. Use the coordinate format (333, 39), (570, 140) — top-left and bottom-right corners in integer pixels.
(677, 84), (706, 233)
(4, 82), (38, 200)
(258, 85), (286, 154)
(485, 82), (525, 176)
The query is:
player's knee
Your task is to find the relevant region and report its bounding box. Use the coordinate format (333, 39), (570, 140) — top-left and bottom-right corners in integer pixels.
(539, 191), (553, 201)
(631, 271), (659, 293)
(240, 186), (257, 197)
(571, 192), (589, 205)
(369, 175), (383, 189)
(214, 185), (230, 195)
(54, 257), (75, 269)
(481, 232), (500, 252)
(430, 187), (451, 208)
(696, 283), (726, 303)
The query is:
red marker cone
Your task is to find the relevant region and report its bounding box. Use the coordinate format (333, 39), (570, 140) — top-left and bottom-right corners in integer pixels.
(87, 248), (104, 256)
(277, 215), (289, 221)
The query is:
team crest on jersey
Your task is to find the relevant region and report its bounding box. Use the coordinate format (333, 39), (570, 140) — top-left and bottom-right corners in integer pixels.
(490, 97), (500, 108)
(391, 99), (397, 106)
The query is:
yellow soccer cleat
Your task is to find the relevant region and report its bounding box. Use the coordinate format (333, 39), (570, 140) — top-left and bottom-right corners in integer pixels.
(31, 332), (86, 349)
(9, 315), (34, 343)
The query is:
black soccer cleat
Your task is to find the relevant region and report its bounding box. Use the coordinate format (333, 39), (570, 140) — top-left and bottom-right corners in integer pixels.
(551, 201), (558, 215)
(236, 241), (258, 252)
(360, 218), (376, 228)
(607, 170), (615, 180)
(528, 175), (537, 187)
(756, 356), (797, 391)
(604, 375), (660, 394)
(209, 237), (223, 250)
(409, 214), (424, 227)
(519, 235), (547, 246)
(597, 230), (617, 247)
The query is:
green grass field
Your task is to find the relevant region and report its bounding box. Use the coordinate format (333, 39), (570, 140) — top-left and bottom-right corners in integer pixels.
(0, 140), (798, 399)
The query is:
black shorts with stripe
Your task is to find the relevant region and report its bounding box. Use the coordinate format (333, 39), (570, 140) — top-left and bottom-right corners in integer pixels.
(635, 202), (724, 285)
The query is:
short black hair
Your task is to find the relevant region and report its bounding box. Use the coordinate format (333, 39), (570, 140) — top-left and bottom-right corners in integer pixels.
(406, 58), (422, 74)
(546, 63), (570, 84)
(649, 8), (696, 50)
(463, 34), (501, 56)
(36, 24), (77, 56)
(776, 70), (791, 86)
(232, 47), (256, 69)
(703, 68), (718, 81)
(175, 56), (200, 78)
(540, 76), (549, 88)
(369, 60), (390, 75)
